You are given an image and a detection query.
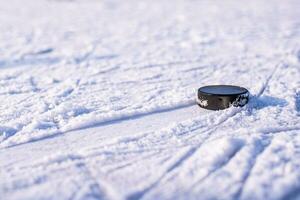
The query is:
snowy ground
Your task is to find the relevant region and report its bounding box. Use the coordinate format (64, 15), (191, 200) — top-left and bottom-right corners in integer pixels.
(0, 0), (300, 199)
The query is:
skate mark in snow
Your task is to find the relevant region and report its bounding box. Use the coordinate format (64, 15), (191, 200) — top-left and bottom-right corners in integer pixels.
(34, 48), (54, 55)
(257, 126), (300, 135)
(68, 161), (121, 200)
(63, 100), (196, 133)
(106, 151), (163, 174)
(29, 76), (40, 92)
(186, 107), (243, 141)
(256, 62), (282, 97)
(91, 65), (120, 76)
(234, 137), (273, 200)
(126, 146), (198, 200)
(191, 138), (245, 188)
(23, 48), (54, 56)
(74, 53), (117, 64)
(138, 59), (202, 69)
(1, 129), (62, 150)
(295, 92), (300, 115)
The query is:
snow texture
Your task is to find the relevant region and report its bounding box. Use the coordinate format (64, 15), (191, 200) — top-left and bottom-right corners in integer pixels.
(0, 0), (300, 199)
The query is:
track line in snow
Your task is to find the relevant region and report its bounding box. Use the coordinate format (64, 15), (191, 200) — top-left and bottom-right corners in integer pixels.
(234, 137), (273, 200)
(256, 62), (283, 97)
(62, 100), (197, 133)
(106, 151), (164, 174)
(190, 139), (245, 189)
(258, 126), (300, 135)
(138, 59), (203, 70)
(68, 161), (122, 200)
(185, 107), (243, 142)
(126, 146), (197, 200)
(295, 92), (300, 115)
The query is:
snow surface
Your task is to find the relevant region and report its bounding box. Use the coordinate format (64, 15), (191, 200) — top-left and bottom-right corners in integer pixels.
(0, 0), (300, 199)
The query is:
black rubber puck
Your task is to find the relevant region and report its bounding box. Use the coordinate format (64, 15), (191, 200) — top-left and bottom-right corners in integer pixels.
(197, 85), (249, 110)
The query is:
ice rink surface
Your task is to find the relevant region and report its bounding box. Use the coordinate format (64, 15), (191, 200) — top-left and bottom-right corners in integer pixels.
(0, 0), (300, 199)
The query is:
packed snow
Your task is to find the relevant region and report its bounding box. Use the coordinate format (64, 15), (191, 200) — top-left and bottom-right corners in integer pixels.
(0, 0), (300, 199)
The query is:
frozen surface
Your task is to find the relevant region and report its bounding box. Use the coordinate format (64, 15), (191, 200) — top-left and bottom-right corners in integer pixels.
(0, 0), (300, 199)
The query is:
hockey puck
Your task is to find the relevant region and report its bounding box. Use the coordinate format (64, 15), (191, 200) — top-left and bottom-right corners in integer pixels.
(197, 85), (249, 110)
